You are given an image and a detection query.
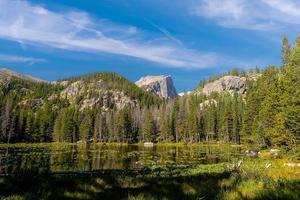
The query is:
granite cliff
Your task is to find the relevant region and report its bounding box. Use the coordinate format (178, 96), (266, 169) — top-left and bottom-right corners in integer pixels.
(135, 75), (177, 99)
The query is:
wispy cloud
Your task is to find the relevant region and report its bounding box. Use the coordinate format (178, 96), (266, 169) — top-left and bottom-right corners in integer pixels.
(145, 20), (184, 46)
(192, 0), (300, 31)
(0, 0), (261, 69)
(0, 54), (45, 64)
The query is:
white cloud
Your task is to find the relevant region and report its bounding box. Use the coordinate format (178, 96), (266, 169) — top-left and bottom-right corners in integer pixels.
(0, 0), (222, 69)
(192, 0), (300, 31)
(0, 0), (268, 69)
(0, 54), (45, 64)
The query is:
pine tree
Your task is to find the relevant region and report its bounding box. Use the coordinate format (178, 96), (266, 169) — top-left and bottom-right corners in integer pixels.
(0, 100), (13, 142)
(277, 40), (300, 147)
(94, 113), (108, 142)
(143, 111), (155, 142)
(241, 80), (262, 143)
(117, 109), (133, 143)
(282, 36), (291, 64)
(79, 114), (93, 142)
(257, 66), (280, 146)
(170, 99), (179, 142)
(157, 103), (167, 142)
(187, 99), (198, 143)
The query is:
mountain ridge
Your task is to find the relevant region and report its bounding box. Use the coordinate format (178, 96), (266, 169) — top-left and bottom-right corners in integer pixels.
(0, 67), (47, 83)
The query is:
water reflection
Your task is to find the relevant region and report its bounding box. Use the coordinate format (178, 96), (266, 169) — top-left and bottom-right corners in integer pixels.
(0, 144), (242, 174)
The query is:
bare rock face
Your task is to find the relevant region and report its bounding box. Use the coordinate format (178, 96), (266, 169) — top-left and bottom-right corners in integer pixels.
(202, 76), (247, 96)
(19, 99), (44, 110)
(59, 79), (138, 110)
(80, 91), (138, 110)
(135, 75), (177, 99)
(60, 80), (85, 102)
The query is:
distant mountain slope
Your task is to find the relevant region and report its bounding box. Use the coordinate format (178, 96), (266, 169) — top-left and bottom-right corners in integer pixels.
(0, 68), (46, 82)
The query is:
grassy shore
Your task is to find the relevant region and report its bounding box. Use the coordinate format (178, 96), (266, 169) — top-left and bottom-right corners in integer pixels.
(0, 157), (299, 200)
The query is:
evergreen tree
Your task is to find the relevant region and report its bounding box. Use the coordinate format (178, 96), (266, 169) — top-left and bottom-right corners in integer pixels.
(282, 36), (291, 64)
(143, 111), (155, 142)
(79, 114), (93, 142)
(94, 113), (108, 142)
(117, 109), (133, 143)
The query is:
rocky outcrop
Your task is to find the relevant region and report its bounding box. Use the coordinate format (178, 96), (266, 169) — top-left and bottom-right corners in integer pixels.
(201, 76), (247, 96)
(19, 99), (44, 110)
(60, 80), (86, 101)
(59, 79), (138, 110)
(135, 75), (177, 99)
(80, 91), (138, 110)
(199, 99), (217, 109)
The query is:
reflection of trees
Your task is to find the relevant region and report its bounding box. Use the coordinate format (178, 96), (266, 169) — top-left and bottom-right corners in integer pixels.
(50, 145), (78, 172)
(0, 144), (244, 174)
(0, 147), (51, 174)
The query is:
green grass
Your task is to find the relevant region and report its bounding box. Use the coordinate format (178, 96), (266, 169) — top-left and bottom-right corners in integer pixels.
(0, 158), (299, 200)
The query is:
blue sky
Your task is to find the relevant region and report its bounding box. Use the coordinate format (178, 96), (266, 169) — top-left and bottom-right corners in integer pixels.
(0, 0), (299, 92)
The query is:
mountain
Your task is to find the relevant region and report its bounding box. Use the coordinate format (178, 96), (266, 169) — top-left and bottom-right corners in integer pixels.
(0, 70), (161, 112)
(135, 75), (177, 99)
(0, 69), (162, 142)
(0, 68), (46, 82)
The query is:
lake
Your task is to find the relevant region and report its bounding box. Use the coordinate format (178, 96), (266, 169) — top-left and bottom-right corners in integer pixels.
(0, 143), (243, 174)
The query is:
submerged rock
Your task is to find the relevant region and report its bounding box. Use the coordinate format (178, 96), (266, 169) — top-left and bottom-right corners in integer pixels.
(144, 142), (154, 147)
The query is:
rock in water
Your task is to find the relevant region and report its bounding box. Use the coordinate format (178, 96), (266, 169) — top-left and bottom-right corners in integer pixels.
(202, 76), (247, 96)
(135, 75), (177, 99)
(144, 142), (154, 147)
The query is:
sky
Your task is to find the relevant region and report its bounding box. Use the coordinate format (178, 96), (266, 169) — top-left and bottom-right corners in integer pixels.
(0, 0), (299, 92)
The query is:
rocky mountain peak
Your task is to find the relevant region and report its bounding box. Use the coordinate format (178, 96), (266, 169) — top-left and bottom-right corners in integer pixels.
(135, 75), (177, 99)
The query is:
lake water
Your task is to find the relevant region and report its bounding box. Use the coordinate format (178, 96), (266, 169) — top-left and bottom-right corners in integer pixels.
(0, 144), (243, 174)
